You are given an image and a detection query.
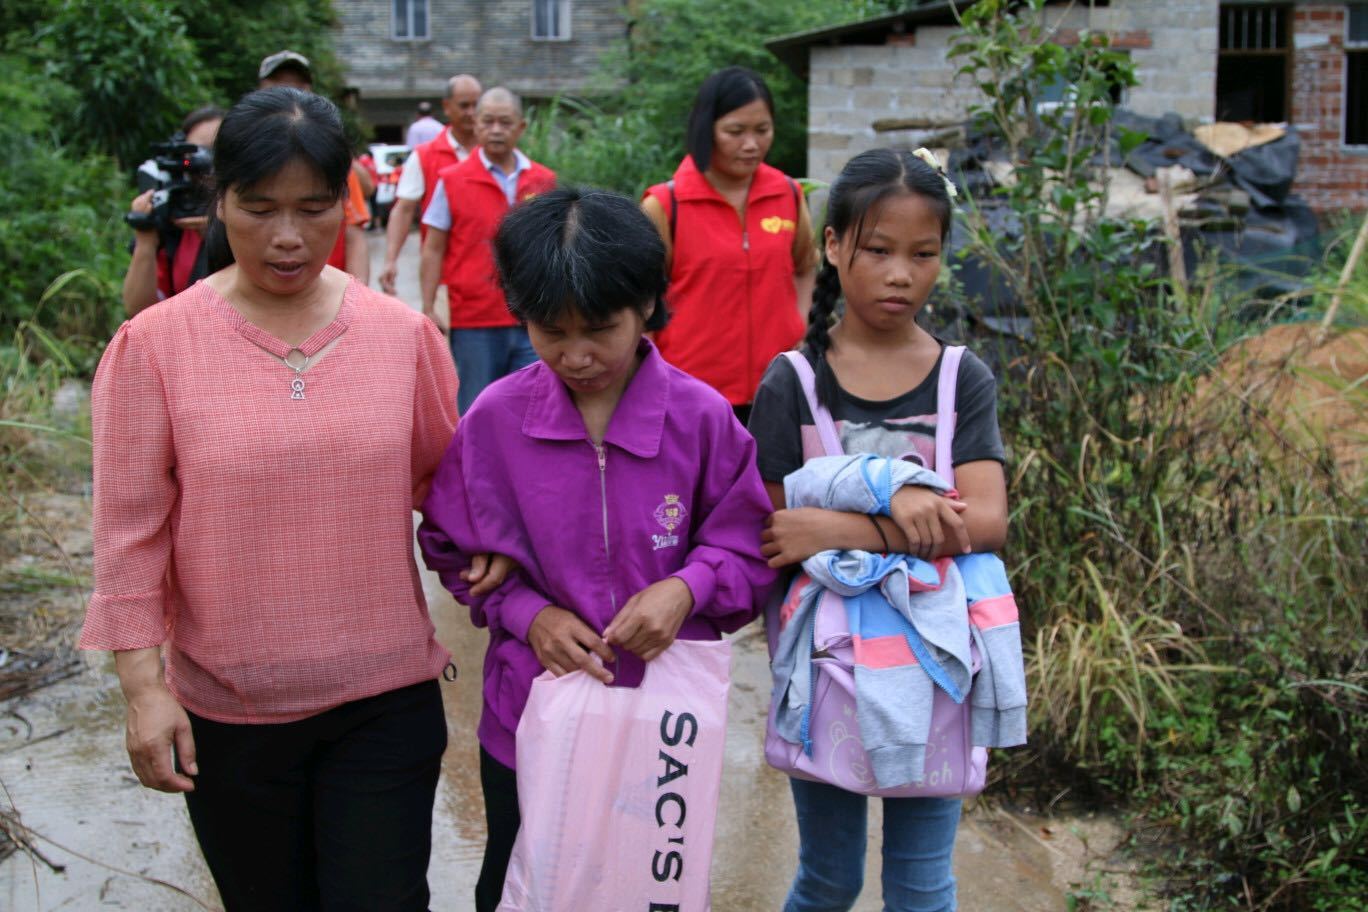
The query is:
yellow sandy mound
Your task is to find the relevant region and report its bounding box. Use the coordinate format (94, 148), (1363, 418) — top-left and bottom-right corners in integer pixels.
(1195, 324), (1367, 487)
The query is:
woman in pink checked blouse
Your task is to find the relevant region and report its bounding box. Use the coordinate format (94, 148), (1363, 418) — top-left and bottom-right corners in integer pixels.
(80, 88), (477, 911)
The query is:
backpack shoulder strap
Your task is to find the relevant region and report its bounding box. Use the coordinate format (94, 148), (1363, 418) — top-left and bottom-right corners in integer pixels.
(667, 178), (677, 238)
(159, 226), (180, 281)
(933, 345), (966, 486)
(188, 231), (210, 287)
(782, 351), (843, 457)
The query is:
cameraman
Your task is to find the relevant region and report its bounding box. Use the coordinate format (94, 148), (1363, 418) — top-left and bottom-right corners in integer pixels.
(122, 106), (223, 317)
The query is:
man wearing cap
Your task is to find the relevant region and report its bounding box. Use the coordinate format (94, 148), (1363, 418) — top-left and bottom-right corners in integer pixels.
(257, 50), (371, 284)
(406, 101), (443, 148)
(379, 74), (482, 297)
(256, 50), (312, 89)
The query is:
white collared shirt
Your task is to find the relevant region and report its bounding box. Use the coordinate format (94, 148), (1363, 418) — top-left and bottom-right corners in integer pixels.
(479, 148), (531, 206)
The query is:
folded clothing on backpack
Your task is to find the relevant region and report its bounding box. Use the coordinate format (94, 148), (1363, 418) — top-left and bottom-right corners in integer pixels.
(772, 455), (1027, 789)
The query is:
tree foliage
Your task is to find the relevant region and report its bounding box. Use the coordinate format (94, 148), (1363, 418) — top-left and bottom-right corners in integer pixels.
(0, 50), (125, 355)
(170, 0), (343, 106)
(14, 0), (343, 169)
(36, 0), (204, 170)
(523, 0), (875, 195)
(0, 0), (348, 351)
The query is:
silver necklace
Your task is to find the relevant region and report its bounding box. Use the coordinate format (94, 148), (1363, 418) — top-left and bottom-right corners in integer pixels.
(281, 348), (310, 400)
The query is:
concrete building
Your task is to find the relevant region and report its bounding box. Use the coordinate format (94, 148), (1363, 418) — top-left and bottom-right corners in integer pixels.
(333, 0), (625, 141)
(769, 0), (1368, 212)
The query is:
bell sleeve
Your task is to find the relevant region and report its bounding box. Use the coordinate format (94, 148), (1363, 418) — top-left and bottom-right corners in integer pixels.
(79, 324), (177, 650)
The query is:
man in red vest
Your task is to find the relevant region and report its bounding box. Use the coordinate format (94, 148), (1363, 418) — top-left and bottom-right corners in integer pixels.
(419, 87), (555, 413)
(379, 74), (482, 296)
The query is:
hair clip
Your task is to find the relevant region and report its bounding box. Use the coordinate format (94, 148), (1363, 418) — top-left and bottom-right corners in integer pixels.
(912, 147), (958, 200)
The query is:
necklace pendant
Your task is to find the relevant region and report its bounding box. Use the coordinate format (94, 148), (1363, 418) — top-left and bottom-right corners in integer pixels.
(282, 349), (309, 401)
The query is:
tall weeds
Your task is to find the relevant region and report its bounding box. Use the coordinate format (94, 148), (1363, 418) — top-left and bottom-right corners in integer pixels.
(950, 2), (1367, 907)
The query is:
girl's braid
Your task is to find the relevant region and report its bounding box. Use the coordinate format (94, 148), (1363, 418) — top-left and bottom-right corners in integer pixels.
(804, 261), (841, 359)
(804, 260), (843, 407)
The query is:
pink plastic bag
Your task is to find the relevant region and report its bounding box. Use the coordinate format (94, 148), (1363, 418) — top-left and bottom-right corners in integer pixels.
(497, 638), (732, 912)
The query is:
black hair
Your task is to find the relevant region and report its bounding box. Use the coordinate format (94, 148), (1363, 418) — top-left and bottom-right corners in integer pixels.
(685, 66), (775, 173)
(494, 187), (670, 333)
(203, 87), (351, 271)
(180, 105), (225, 139)
(805, 148), (955, 406)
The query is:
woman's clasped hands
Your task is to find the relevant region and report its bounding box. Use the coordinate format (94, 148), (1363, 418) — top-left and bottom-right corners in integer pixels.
(527, 577), (695, 685)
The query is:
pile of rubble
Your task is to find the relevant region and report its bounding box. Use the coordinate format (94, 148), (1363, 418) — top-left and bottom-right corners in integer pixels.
(933, 109), (1320, 333)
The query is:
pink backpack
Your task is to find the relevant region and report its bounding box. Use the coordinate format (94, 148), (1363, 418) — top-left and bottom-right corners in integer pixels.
(763, 347), (989, 798)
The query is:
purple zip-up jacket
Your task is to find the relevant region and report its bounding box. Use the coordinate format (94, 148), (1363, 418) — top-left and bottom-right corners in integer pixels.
(418, 339), (776, 768)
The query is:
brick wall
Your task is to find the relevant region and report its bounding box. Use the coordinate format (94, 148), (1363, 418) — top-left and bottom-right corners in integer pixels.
(334, 0), (623, 131)
(806, 0), (1218, 183)
(1290, 4), (1368, 212)
(807, 27), (976, 183)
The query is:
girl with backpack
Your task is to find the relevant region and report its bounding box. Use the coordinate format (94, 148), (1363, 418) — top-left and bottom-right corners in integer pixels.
(417, 187), (776, 912)
(747, 148), (1010, 911)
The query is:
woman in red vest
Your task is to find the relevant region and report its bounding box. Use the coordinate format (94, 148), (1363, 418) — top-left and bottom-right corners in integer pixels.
(643, 66), (817, 423)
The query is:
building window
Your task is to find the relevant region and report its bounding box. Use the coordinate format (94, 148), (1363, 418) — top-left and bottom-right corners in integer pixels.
(532, 0), (571, 41)
(393, 0), (429, 41)
(1216, 4), (1290, 122)
(1348, 5), (1368, 146)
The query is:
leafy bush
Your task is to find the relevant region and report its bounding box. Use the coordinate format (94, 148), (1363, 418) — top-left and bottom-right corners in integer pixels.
(948, 1), (1367, 908)
(521, 0), (875, 195)
(36, 0), (205, 169)
(521, 97), (676, 200)
(169, 0), (343, 103)
(0, 53), (125, 361)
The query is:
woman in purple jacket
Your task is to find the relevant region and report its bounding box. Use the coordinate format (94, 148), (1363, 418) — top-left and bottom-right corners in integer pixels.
(418, 187), (776, 912)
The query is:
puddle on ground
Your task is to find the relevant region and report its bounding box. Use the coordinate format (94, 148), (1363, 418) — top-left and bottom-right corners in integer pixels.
(1, 516), (1134, 911)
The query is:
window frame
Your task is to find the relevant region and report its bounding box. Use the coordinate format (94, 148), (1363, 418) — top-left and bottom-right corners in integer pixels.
(1215, 3), (1292, 124)
(392, 0), (430, 42)
(530, 0), (572, 42)
(1346, 5), (1368, 148)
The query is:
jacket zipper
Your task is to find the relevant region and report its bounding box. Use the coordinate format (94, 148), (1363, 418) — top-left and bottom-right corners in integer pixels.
(593, 443), (618, 616)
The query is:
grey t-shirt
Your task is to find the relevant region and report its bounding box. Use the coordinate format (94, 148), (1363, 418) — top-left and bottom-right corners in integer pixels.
(747, 345), (1006, 484)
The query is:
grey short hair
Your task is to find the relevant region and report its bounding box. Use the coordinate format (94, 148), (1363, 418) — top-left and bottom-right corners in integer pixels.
(476, 86), (522, 117)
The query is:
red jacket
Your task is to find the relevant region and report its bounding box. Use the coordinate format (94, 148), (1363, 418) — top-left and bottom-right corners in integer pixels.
(645, 157), (805, 406)
(437, 153), (556, 329)
(417, 130), (466, 241)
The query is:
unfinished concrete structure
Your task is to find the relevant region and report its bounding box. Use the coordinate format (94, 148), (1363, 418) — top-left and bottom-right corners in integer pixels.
(769, 0), (1368, 212)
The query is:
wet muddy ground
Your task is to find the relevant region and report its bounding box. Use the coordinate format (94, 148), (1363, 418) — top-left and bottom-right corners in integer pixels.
(0, 234), (1146, 909)
(1, 563), (1140, 911)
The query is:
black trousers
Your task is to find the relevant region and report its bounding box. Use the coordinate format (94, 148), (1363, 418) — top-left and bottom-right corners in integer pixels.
(183, 679), (447, 912)
(476, 747), (521, 912)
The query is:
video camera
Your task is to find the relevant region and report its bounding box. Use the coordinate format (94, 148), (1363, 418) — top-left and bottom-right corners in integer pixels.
(125, 139), (214, 233)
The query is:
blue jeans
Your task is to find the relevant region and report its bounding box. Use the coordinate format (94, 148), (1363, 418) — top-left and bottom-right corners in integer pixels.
(784, 778), (961, 912)
(449, 326), (538, 414)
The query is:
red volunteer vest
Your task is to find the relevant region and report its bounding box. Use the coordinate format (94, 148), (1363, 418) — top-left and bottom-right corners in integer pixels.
(436, 154), (557, 329)
(156, 230), (203, 297)
(645, 156), (804, 406)
(417, 131), (466, 241)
